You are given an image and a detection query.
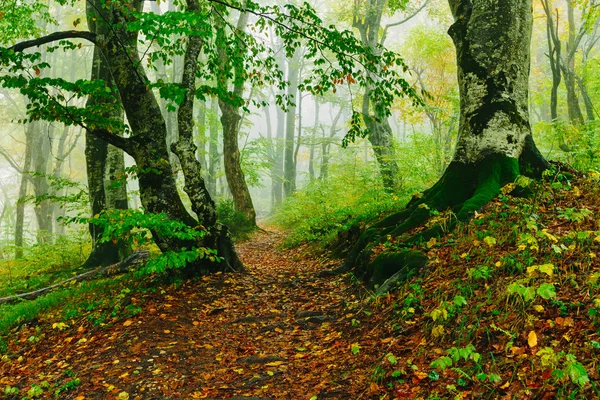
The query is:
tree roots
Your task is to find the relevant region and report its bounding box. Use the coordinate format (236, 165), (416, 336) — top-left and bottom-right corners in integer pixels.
(328, 149), (549, 292)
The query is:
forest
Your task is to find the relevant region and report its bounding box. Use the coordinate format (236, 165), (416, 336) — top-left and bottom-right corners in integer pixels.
(1, 0), (600, 398)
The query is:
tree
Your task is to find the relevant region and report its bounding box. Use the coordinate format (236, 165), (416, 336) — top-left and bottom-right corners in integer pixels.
(352, 0), (429, 191)
(83, 0), (131, 267)
(337, 0), (549, 286)
(215, 4), (257, 226)
(2, 0), (416, 274)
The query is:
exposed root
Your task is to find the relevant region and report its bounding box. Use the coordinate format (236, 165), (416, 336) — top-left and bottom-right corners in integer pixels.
(329, 151), (549, 290)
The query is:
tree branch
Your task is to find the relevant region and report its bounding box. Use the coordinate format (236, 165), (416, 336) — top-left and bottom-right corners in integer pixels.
(9, 31), (97, 52)
(380, 0), (431, 46)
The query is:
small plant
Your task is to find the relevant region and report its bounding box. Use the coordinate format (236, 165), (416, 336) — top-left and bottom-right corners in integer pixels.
(537, 348), (589, 388)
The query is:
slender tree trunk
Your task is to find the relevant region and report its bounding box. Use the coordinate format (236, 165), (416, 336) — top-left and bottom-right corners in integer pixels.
(207, 98), (219, 198)
(216, 6), (256, 226)
(272, 101), (285, 207)
(171, 4), (243, 271)
(31, 122), (53, 244)
(15, 123), (35, 259)
(564, 0), (584, 124)
(308, 98), (319, 181)
(283, 50), (300, 197)
(353, 0), (403, 192)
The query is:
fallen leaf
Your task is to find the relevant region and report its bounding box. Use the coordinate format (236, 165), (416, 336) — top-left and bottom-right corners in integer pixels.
(528, 331), (538, 348)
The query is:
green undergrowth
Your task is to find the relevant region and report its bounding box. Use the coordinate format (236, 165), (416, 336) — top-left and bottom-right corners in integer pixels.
(355, 168), (600, 397)
(272, 159), (416, 249)
(0, 230), (91, 298)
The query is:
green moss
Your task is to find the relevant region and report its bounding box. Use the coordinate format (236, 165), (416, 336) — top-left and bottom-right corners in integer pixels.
(456, 156), (518, 221)
(367, 250), (428, 288)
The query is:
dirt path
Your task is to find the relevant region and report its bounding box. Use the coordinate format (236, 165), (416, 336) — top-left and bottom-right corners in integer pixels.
(1, 230), (395, 399)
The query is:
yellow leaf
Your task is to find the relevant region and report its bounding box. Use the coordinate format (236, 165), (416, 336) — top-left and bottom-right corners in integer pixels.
(541, 229), (558, 243)
(431, 325), (445, 337)
(427, 237), (437, 248)
(538, 264), (554, 276)
(495, 261), (501, 267)
(163, 330), (171, 334)
(123, 320), (133, 327)
(460, 253), (469, 259)
(500, 381), (510, 389)
(528, 331), (538, 348)
(414, 371), (428, 380)
(483, 236), (496, 247)
(265, 361), (284, 367)
(533, 305), (545, 313)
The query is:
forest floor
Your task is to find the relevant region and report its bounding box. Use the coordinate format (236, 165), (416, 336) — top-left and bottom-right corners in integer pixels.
(0, 229), (399, 400)
(3, 169), (600, 400)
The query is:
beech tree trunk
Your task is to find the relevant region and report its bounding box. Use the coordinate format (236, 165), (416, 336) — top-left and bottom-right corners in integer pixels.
(353, 0), (402, 192)
(447, 0), (547, 178)
(283, 50), (300, 198)
(83, 0), (131, 267)
(15, 122), (35, 259)
(91, 0), (242, 272)
(338, 0), (550, 287)
(216, 6), (256, 226)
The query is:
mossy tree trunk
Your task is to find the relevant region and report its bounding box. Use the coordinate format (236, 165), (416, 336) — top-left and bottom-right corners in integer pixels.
(338, 0), (549, 289)
(353, 0), (403, 192)
(83, 0), (131, 267)
(88, 0), (242, 272)
(215, 6), (256, 227)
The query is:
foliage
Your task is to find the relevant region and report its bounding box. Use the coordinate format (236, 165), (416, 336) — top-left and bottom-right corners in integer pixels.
(0, 230), (90, 298)
(273, 152), (409, 248)
(0, 0), (422, 148)
(216, 199), (255, 240)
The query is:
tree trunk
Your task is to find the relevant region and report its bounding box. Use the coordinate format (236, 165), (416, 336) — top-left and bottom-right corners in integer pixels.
(83, 0), (131, 267)
(353, 0), (403, 192)
(15, 123), (35, 259)
(283, 50), (300, 197)
(207, 98), (220, 198)
(272, 99), (285, 207)
(86, 0), (242, 272)
(338, 0), (550, 286)
(564, 0), (584, 124)
(216, 7), (256, 226)
(31, 122), (53, 244)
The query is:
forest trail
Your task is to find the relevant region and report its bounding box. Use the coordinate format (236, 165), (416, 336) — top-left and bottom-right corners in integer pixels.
(1, 229), (398, 399)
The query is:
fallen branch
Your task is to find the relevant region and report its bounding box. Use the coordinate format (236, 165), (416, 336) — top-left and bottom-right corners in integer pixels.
(0, 250), (150, 305)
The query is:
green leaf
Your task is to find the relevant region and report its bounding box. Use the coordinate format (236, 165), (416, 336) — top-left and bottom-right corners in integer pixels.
(351, 343), (361, 355)
(453, 296), (467, 307)
(386, 353), (398, 365)
(428, 371), (440, 381)
(565, 360), (589, 388)
(430, 356), (453, 371)
(537, 283), (556, 300)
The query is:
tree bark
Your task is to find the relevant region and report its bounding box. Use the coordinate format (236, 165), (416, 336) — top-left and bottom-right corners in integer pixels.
(338, 0), (550, 286)
(83, 0), (131, 267)
(15, 123), (35, 259)
(283, 50), (300, 197)
(215, 6), (256, 226)
(353, 0), (403, 192)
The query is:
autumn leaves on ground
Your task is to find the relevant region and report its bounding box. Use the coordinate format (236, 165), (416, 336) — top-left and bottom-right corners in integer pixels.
(0, 230), (396, 400)
(3, 171), (600, 399)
